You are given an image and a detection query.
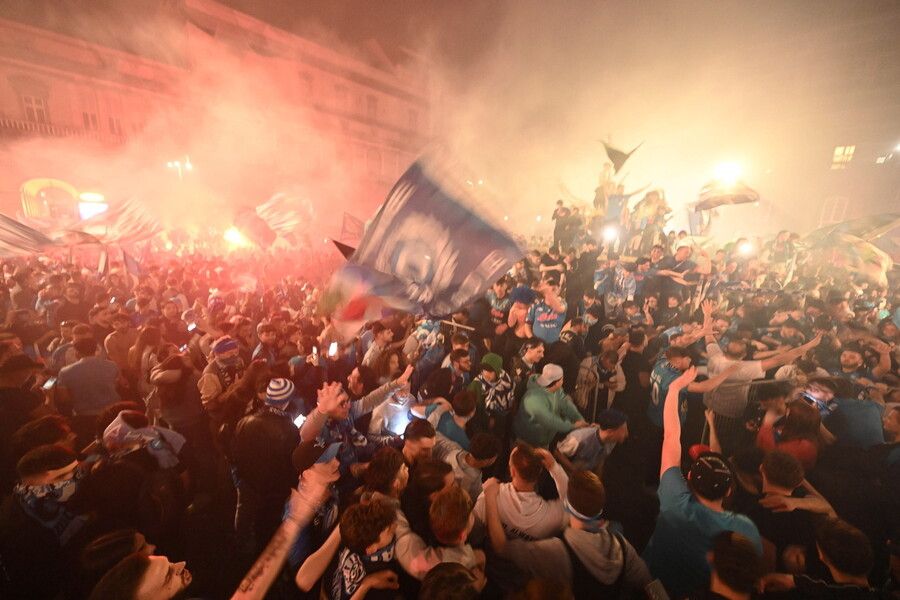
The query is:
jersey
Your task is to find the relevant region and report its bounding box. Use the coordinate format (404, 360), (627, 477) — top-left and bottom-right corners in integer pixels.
(648, 360), (688, 428)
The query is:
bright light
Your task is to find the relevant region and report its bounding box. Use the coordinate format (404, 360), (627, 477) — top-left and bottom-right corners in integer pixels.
(737, 241), (754, 255)
(503, 215), (509, 221)
(536, 215), (542, 222)
(78, 192), (105, 202)
(165, 241), (174, 250)
(895, 144), (900, 152)
(185, 162), (193, 171)
(78, 202), (109, 220)
(167, 162), (173, 167)
(477, 179), (483, 185)
(603, 226), (618, 241)
(224, 227), (250, 246)
(714, 162), (742, 182)
(293, 414), (306, 427)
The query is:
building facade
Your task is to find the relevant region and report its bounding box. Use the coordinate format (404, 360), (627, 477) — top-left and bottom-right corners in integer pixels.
(0, 0), (431, 229)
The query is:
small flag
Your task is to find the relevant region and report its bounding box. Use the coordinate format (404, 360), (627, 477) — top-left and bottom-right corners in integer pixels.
(97, 249), (109, 280)
(123, 251), (143, 277)
(68, 198), (163, 245)
(601, 141), (643, 174)
(340, 212), (365, 242)
(331, 240), (356, 259)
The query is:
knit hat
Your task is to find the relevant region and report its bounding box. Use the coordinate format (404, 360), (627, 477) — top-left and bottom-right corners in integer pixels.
(480, 353), (503, 374)
(212, 336), (239, 355)
(688, 452), (733, 501)
(265, 378), (295, 406)
(536, 364), (564, 387)
(207, 295), (225, 313)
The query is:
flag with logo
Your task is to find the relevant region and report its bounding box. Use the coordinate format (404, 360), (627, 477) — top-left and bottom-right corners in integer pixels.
(340, 212), (366, 242)
(325, 155), (524, 337)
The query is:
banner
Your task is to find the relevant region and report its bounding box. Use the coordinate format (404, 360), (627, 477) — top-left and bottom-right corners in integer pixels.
(0, 213), (62, 257)
(255, 192), (314, 246)
(68, 198), (163, 245)
(326, 156), (524, 336)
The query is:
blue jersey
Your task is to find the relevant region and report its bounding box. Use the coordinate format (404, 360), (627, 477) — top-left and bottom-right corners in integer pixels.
(648, 360), (689, 428)
(527, 300), (567, 344)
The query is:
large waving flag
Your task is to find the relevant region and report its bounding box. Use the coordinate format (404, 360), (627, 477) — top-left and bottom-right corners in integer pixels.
(325, 155), (524, 337)
(67, 198), (163, 245)
(808, 232), (893, 287)
(255, 192), (314, 245)
(601, 141), (643, 174)
(340, 212), (366, 242)
(0, 213), (62, 257)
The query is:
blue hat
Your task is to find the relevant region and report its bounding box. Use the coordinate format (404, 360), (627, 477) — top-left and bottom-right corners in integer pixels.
(266, 378), (295, 406)
(212, 336), (239, 355)
(510, 286), (536, 305)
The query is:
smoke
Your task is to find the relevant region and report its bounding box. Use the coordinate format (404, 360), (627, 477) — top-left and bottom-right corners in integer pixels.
(425, 0), (899, 240)
(0, 0), (380, 243)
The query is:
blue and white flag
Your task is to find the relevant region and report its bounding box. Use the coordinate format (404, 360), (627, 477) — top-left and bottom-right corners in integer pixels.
(330, 157), (523, 321)
(0, 213), (62, 257)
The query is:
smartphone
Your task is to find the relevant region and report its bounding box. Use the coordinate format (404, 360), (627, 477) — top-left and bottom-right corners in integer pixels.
(328, 342), (338, 357)
(293, 414), (307, 427)
(42, 377), (57, 390)
(312, 346), (318, 359)
(179, 344), (188, 352)
(187, 323), (197, 332)
(110, 297), (117, 303)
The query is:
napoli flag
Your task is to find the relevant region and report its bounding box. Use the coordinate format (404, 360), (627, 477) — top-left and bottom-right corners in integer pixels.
(327, 154), (523, 332)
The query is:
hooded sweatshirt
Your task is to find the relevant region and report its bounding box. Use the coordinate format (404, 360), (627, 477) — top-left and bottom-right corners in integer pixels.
(513, 374), (584, 448)
(503, 526), (652, 589)
(472, 463), (568, 542)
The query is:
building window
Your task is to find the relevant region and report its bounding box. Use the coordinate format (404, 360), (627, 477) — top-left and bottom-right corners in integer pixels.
(22, 95), (48, 124)
(83, 112), (99, 131)
(831, 145), (855, 170)
(334, 84), (348, 112)
(408, 109), (418, 132)
(819, 196), (848, 226)
(366, 95), (378, 120)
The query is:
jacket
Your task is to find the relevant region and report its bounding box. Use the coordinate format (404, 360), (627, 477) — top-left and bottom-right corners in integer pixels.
(513, 374), (584, 448)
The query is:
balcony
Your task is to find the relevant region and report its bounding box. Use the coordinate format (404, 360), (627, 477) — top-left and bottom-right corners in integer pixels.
(0, 117), (127, 145)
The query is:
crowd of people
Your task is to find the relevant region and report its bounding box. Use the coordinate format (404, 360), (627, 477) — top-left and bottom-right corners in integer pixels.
(0, 200), (899, 600)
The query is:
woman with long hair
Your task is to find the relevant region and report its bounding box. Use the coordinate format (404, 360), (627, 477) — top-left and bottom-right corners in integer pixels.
(372, 348), (406, 386)
(757, 397), (821, 471)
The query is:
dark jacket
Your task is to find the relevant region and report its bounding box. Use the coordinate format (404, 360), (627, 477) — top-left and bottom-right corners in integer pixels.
(232, 409), (299, 493)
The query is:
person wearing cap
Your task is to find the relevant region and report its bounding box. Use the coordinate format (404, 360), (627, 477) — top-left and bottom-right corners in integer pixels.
(197, 335), (246, 418)
(467, 353), (513, 430)
(513, 363), (588, 449)
(642, 366), (761, 597)
(482, 470), (652, 598)
(231, 378), (300, 555)
(554, 409), (629, 476)
(526, 279), (568, 345)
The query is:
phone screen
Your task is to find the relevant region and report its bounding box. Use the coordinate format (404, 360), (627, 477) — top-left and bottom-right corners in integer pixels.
(328, 342), (338, 357)
(42, 377), (57, 390)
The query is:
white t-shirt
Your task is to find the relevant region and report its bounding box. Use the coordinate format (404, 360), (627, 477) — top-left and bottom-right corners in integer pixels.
(703, 343), (764, 418)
